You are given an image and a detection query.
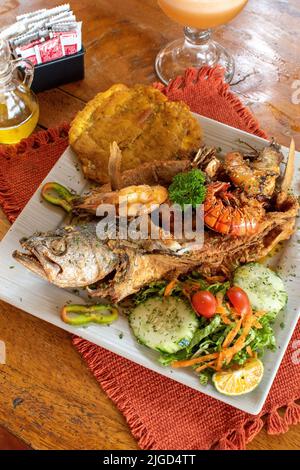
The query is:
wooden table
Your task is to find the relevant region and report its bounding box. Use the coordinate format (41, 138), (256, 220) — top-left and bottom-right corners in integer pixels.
(0, 0), (300, 450)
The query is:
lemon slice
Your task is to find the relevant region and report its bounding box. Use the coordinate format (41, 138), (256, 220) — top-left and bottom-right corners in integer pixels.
(213, 358), (264, 396)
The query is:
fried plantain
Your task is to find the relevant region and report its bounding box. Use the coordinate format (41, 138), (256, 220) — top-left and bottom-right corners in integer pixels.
(69, 84), (202, 183)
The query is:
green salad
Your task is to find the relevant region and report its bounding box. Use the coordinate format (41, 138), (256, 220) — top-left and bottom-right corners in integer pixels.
(128, 263), (288, 394)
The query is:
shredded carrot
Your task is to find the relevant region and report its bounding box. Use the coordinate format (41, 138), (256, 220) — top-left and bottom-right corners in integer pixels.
(164, 279), (178, 297)
(226, 303), (241, 321)
(253, 319), (262, 329)
(242, 307), (253, 325)
(251, 310), (265, 329)
(215, 303), (227, 314)
(217, 311), (254, 369)
(246, 346), (253, 357)
(172, 353), (219, 368)
(255, 310), (266, 319)
(222, 318), (242, 348)
(219, 311), (232, 325)
(195, 360), (216, 373)
(216, 352), (224, 371)
(216, 293), (231, 325)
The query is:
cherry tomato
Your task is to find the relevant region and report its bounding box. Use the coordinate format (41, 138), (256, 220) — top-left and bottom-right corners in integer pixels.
(192, 291), (217, 318)
(227, 286), (251, 316)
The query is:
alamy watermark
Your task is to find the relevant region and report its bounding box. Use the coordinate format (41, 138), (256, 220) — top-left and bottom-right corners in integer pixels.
(291, 80), (300, 105)
(291, 339), (300, 365)
(0, 340), (5, 364)
(95, 201), (205, 252)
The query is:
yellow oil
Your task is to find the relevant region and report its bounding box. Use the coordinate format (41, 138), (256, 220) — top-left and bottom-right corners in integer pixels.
(0, 105), (39, 144)
(0, 87), (39, 144)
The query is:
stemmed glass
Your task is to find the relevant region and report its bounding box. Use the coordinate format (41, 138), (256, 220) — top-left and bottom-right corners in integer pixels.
(155, 0), (249, 84)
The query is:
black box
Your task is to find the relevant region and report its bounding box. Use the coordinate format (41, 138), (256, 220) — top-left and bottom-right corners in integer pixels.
(30, 48), (85, 93)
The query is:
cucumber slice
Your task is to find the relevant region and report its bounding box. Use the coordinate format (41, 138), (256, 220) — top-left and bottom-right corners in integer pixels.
(129, 296), (199, 354)
(233, 263), (287, 315)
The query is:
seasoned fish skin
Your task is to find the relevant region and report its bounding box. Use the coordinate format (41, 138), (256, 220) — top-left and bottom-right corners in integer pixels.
(13, 224), (118, 289)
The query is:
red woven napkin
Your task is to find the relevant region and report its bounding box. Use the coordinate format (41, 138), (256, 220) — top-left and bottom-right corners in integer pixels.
(0, 67), (299, 450)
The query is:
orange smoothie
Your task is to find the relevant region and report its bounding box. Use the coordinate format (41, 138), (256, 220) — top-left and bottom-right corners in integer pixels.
(158, 0), (248, 28)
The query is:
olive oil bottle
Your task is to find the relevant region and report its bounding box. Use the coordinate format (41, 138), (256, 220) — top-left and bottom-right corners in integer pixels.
(0, 38), (39, 144)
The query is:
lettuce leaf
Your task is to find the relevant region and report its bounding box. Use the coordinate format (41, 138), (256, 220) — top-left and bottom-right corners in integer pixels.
(134, 281), (167, 305)
(186, 315), (222, 353)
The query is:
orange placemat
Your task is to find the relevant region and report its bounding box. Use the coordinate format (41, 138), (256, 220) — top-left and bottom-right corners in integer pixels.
(1, 67), (299, 450)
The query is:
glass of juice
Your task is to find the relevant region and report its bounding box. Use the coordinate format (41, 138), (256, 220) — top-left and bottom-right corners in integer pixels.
(156, 0), (248, 84)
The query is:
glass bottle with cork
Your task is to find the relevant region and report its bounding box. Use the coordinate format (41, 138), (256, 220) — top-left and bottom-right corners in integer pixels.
(0, 38), (39, 144)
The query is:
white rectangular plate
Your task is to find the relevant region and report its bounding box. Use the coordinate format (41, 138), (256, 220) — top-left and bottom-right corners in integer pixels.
(0, 114), (299, 415)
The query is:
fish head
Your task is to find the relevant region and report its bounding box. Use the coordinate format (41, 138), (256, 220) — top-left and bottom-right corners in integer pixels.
(13, 224), (118, 288)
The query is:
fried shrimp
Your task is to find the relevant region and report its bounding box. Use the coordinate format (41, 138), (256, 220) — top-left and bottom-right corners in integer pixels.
(76, 184), (168, 217)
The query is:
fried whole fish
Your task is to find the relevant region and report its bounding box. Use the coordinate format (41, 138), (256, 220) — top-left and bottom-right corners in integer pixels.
(13, 223), (192, 301)
(13, 191), (298, 302)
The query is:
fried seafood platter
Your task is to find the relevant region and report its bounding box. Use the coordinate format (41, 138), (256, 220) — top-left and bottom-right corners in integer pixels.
(12, 84), (299, 397)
